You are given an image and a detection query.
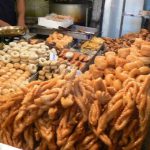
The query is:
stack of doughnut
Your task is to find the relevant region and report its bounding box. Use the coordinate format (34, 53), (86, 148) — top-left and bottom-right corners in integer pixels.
(0, 41), (51, 65)
(38, 60), (70, 81)
(0, 61), (32, 95)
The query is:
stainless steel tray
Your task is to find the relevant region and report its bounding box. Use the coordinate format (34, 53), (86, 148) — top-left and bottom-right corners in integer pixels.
(0, 26), (26, 37)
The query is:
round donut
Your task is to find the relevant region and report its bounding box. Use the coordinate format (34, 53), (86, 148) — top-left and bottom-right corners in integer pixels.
(20, 52), (29, 59)
(2, 55), (11, 63)
(2, 75), (9, 79)
(11, 51), (20, 58)
(39, 58), (48, 66)
(16, 69), (24, 74)
(13, 63), (21, 69)
(9, 68), (16, 73)
(7, 50), (12, 54)
(28, 64), (37, 74)
(45, 73), (52, 79)
(38, 75), (45, 81)
(0, 77), (6, 82)
(28, 59), (38, 64)
(20, 64), (27, 70)
(6, 63), (14, 68)
(23, 71), (31, 78)
(3, 67), (9, 72)
(0, 61), (5, 67)
(0, 69), (6, 76)
(7, 79), (15, 84)
(0, 51), (6, 55)
(37, 49), (46, 55)
(20, 61), (28, 64)
(28, 53), (38, 60)
(9, 42), (17, 47)
(11, 58), (20, 63)
(39, 70), (45, 76)
(6, 72), (12, 76)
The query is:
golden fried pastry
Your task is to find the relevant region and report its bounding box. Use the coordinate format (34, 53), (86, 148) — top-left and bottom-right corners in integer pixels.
(140, 45), (150, 57)
(118, 48), (130, 58)
(89, 64), (104, 79)
(105, 52), (116, 67)
(94, 56), (108, 70)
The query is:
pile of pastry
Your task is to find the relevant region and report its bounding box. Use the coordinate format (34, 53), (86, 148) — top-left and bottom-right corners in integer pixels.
(0, 61), (31, 95)
(58, 49), (91, 70)
(103, 29), (150, 53)
(103, 37), (133, 52)
(38, 61), (70, 81)
(0, 39), (150, 150)
(81, 37), (104, 51)
(0, 41), (50, 65)
(46, 32), (73, 49)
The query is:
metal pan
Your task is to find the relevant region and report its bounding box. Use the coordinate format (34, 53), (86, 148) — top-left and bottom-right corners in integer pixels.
(0, 26), (26, 37)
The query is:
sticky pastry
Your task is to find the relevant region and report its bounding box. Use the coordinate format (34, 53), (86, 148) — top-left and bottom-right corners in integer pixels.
(89, 64), (104, 79)
(105, 52), (116, 67)
(94, 56), (108, 70)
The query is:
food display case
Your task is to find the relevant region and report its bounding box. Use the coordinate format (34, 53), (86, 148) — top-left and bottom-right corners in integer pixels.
(49, 0), (92, 26)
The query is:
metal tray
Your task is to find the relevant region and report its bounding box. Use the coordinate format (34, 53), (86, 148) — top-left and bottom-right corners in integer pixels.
(80, 44), (105, 72)
(0, 26), (26, 37)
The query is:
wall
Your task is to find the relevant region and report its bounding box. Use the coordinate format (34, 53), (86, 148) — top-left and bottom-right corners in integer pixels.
(26, 0), (49, 17)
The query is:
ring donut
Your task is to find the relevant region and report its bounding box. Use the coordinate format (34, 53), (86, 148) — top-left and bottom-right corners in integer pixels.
(2, 55), (11, 63)
(39, 58), (48, 66)
(11, 51), (20, 58)
(6, 63), (14, 68)
(29, 53), (38, 60)
(11, 58), (20, 63)
(20, 52), (29, 59)
(28, 64), (37, 74)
